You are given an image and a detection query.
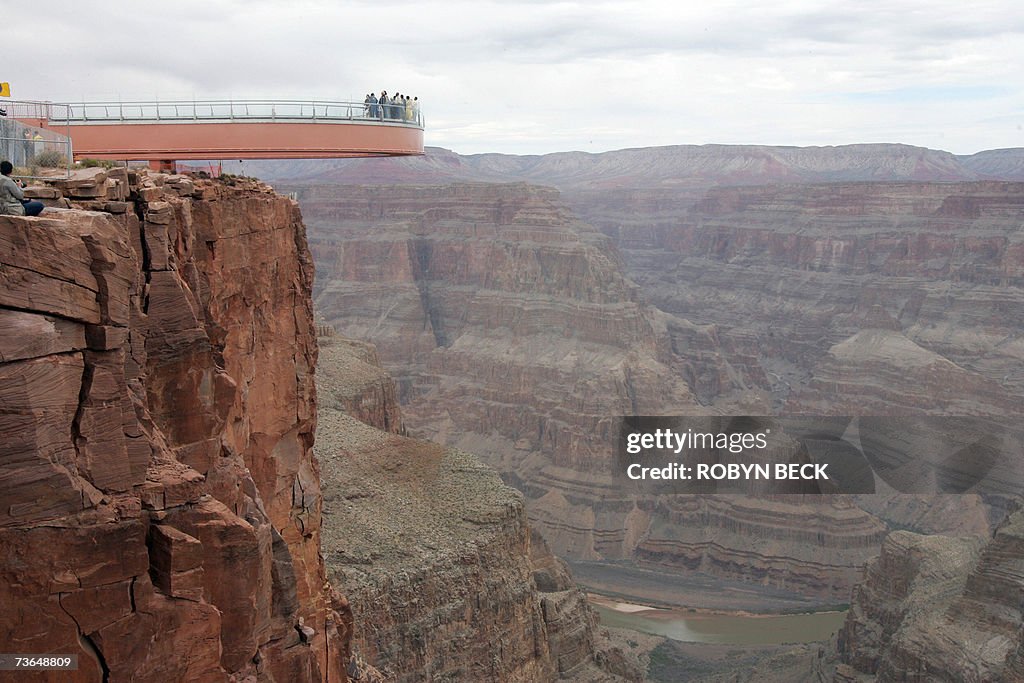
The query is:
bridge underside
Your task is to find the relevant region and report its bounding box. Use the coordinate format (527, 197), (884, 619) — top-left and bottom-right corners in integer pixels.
(32, 119), (423, 160)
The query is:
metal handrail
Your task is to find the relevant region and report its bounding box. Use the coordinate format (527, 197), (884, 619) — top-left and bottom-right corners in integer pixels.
(46, 98), (424, 128)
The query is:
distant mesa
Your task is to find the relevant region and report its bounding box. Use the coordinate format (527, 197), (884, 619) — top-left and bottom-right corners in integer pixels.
(237, 142), (1024, 187)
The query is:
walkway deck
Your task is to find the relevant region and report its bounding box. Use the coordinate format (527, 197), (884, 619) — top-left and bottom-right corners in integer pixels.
(16, 99), (424, 161)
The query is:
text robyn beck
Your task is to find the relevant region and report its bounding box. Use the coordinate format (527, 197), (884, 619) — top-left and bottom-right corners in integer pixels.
(626, 462), (829, 481)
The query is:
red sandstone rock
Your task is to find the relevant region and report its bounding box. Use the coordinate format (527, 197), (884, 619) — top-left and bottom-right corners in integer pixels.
(0, 173), (346, 682)
(148, 523), (206, 600)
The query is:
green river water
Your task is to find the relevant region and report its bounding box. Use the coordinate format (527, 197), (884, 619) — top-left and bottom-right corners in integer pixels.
(592, 603), (847, 645)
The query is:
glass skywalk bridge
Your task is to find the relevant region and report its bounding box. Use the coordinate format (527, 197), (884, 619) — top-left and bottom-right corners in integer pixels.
(12, 99), (424, 163)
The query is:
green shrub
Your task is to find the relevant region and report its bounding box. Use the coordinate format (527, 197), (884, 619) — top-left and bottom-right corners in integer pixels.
(29, 150), (68, 168)
(78, 158), (118, 169)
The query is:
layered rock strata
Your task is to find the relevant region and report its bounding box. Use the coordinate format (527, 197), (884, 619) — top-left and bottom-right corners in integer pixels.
(250, 150), (1024, 416)
(631, 497), (888, 603)
(0, 169), (346, 682)
(302, 182), (697, 476)
(244, 143), (984, 188)
(294, 181), (896, 603)
(601, 181), (1024, 413)
(316, 338), (630, 681)
(835, 509), (1024, 682)
(258, 146), (1024, 676)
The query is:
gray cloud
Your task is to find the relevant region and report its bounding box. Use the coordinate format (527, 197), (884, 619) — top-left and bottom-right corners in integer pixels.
(5, 0), (1023, 154)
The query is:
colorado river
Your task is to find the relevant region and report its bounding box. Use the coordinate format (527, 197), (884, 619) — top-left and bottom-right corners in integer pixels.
(591, 597), (847, 645)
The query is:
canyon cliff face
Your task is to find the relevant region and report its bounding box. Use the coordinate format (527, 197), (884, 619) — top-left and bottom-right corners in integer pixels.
(604, 181), (1024, 416)
(258, 144), (1024, 676)
(315, 336), (632, 682)
(251, 153), (1024, 419)
(254, 153), (1024, 424)
(292, 180), (897, 604)
(835, 508), (1024, 682)
(0, 170), (346, 682)
(303, 182), (696, 471)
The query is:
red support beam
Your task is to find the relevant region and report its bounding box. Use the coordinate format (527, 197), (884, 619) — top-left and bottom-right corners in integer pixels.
(29, 119), (423, 161)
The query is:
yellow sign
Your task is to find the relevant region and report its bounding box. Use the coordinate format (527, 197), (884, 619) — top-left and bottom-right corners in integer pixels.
(0, 83), (9, 97)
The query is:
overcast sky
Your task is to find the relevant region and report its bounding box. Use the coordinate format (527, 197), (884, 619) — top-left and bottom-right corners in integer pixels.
(7, 1), (1023, 155)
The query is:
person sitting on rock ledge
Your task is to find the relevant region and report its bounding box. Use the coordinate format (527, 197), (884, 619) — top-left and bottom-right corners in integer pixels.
(0, 160), (44, 216)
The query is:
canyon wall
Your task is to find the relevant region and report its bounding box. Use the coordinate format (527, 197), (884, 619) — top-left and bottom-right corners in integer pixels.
(835, 508), (1024, 682)
(598, 181), (1024, 415)
(254, 144), (1024, 677)
(315, 336), (633, 682)
(294, 180), (899, 604)
(303, 182), (698, 474)
(250, 151), (1024, 419)
(254, 153), (1024, 421)
(0, 170), (346, 682)
(244, 143), (985, 188)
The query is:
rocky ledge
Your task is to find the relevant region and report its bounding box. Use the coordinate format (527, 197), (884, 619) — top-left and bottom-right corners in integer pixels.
(315, 338), (639, 682)
(835, 508), (1024, 682)
(0, 169), (346, 682)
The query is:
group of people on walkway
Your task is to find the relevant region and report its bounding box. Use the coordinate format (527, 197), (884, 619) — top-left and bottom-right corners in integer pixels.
(0, 160), (44, 216)
(363, 91), (420, 124)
